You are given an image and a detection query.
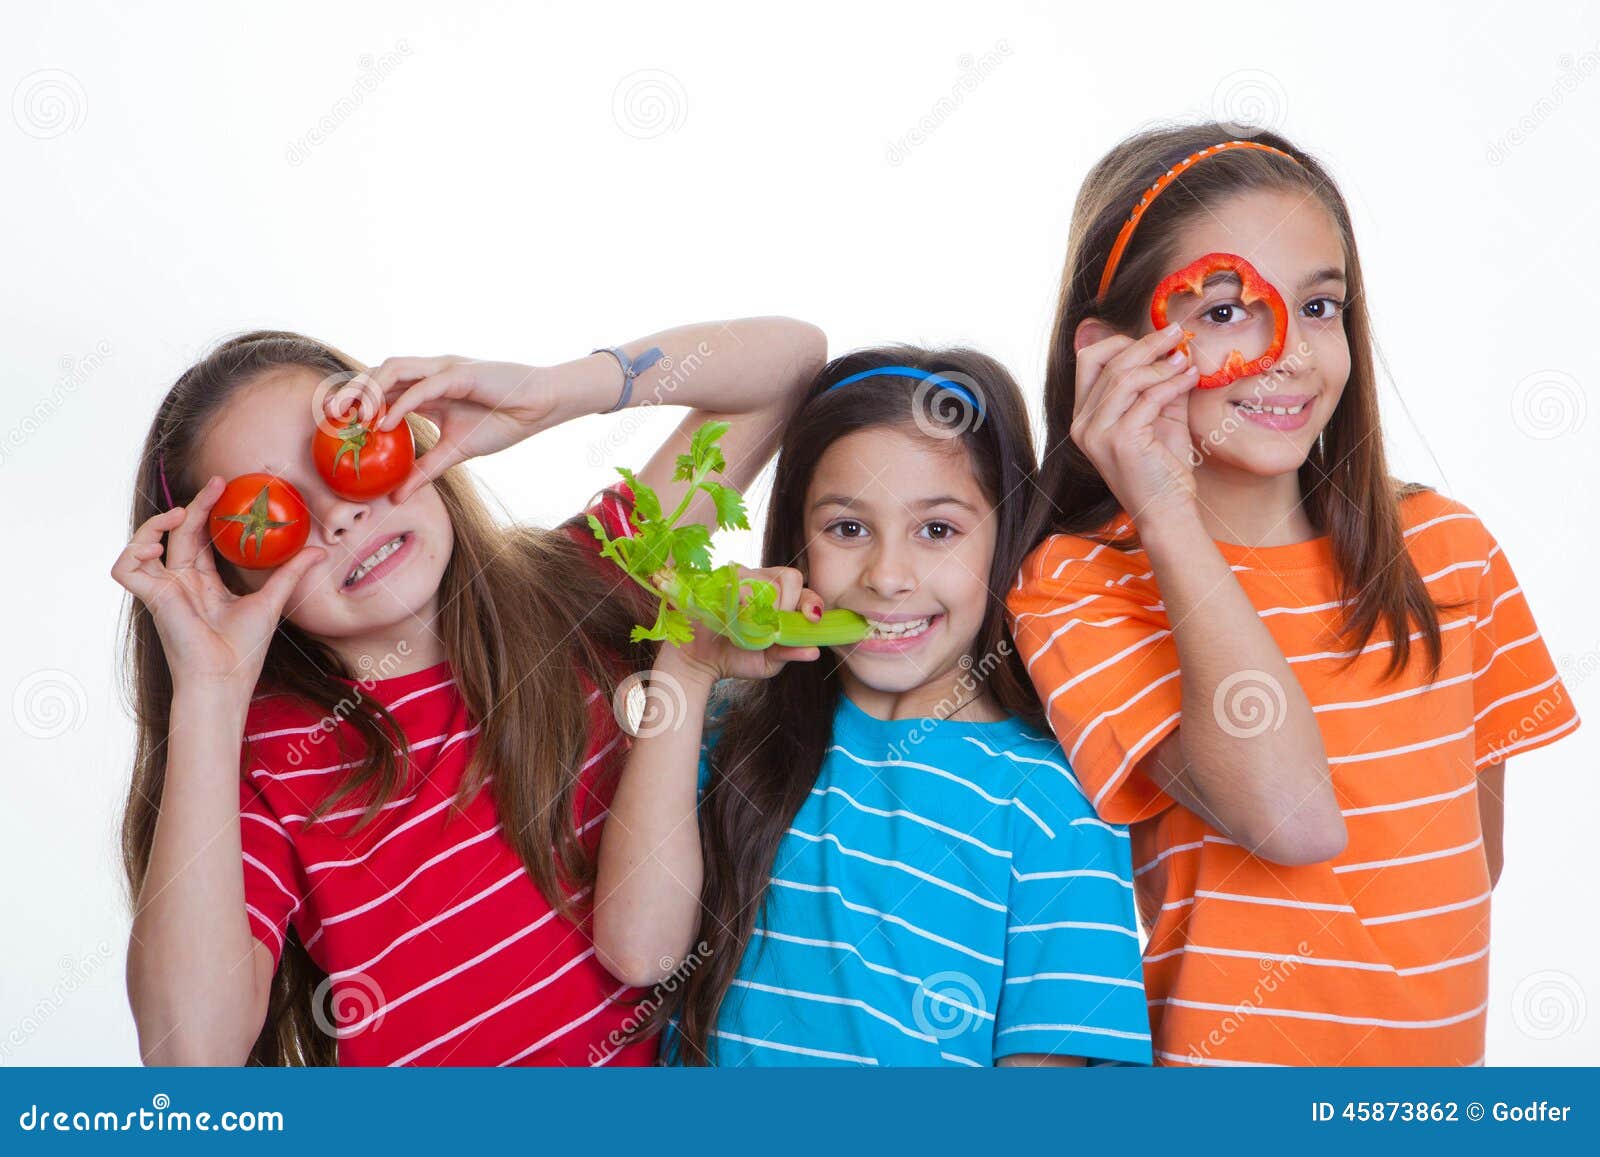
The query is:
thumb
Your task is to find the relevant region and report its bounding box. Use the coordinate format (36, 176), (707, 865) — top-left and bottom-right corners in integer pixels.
(257, 546), (326, 614)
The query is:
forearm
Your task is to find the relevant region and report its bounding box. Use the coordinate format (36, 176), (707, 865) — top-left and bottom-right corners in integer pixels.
(594, 649), (715, 987)
(549, 317), (824, 426)
(127, 688), (265, 1064)
(1138, 507), (1343, 864)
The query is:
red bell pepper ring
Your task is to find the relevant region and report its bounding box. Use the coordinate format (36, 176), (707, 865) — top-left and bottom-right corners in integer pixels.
(1149, 252), (1288, 389)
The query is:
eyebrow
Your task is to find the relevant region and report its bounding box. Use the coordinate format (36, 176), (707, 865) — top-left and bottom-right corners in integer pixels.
(812, 494), (980, 515)
(1196, 266), (1346, 294)
(1297, 267), (1347, 291)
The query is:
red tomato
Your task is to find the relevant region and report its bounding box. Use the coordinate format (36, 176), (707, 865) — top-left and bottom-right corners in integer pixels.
(209, 474), (311, 569)
(311, 411), (415, 501)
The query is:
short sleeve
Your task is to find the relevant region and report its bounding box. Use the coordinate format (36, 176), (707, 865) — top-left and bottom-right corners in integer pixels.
(1469, 527), (1581, 767)
(238, 775), (305, 968)
(994, 772), (1151, 1065)
(1007, 535), (1181, 824)
(562, 482), (637, 562)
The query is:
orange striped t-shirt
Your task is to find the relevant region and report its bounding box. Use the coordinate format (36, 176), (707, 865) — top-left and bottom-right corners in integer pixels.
(1005, 489), (1580, 1066)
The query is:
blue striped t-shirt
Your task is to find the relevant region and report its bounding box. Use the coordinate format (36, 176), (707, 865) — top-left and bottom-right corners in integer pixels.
(677, 692), (1151, 1066)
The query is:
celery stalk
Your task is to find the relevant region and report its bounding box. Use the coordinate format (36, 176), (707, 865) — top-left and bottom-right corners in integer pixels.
(588, 421), (871, 652)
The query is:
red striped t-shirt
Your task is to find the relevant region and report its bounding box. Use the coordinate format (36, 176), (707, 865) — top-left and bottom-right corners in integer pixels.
(238, 491), (654, 1065)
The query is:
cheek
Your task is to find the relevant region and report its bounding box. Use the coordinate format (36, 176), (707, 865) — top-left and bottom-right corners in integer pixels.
(942, 539), (996, 619)
(1185, 393), (1235, 439)
(799, 538), (854, 601)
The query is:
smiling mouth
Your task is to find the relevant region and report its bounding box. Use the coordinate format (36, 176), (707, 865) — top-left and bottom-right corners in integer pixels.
(345, 533), (410, 587)
(862, 614), (939, 641)
(1232, 398), (1310, 416)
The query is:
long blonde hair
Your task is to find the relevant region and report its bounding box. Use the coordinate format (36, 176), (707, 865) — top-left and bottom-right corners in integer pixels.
(118, 330), (652, 1063)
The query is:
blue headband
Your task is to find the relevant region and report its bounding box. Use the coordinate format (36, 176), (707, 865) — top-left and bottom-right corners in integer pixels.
(823, 365), (986, 419)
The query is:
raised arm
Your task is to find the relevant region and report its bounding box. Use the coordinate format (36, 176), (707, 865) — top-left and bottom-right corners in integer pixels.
(1066, 323), (1344, 866)
(357, 316), (824, 513)
(1133, 508), (1344, 865)
(605, 316), (824, 518)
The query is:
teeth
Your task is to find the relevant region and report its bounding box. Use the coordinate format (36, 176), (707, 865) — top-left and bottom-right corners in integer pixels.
(347, 535), (405, 585)
(866, 615), (933, 639)
(1235, 401), (1306, 415)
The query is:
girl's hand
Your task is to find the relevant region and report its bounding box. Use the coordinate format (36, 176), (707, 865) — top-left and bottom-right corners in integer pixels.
(669, 567), (824, 684)
(330, 357), (564, 505)
(1071, 322), (1202, 523)
(110, 477), (326, 700)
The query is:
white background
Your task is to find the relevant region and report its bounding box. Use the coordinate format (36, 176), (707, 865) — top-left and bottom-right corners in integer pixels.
(2, 1), (1595, 1065)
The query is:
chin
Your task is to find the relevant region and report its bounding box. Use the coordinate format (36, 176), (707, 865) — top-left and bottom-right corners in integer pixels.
(1206, 442), (1317, 478)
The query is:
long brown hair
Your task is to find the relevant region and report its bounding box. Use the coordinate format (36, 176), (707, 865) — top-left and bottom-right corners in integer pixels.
(117, 330), (653, 1064)
(1026, 123), (1448, 678)
(657, 345), (1043, 1064)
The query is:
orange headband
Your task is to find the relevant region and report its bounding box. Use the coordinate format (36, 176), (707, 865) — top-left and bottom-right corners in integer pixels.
(1095, 140), (1300, 302)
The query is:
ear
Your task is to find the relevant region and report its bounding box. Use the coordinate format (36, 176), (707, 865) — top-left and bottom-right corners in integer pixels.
(1073, 316), (1121, 354)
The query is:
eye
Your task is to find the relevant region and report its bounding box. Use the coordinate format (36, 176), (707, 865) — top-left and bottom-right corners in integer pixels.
(825, 518), (867, 540)
(919, 520), (959, 541)
(1202, 300), (1248, 326)
(1302, 296), (1346, 321)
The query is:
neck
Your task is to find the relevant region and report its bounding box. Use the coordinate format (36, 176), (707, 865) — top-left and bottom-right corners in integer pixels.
(327, 596), (448, 679)
(839, 662), (1008, 724)
(1191, 460), (1317, 547)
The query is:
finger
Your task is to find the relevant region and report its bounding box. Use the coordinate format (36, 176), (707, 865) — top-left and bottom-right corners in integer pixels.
(255, 546), (327, 615)
(327, 382), (376, 426)
(1114, 370), (1200, 439)
(1072, 334), (1136, 424)
(1079, 324), (1188, 420)
(110, 541), (169, 600)
(377, 366), (471, 432)
(166, 475), (223, 574)
(760, 567), (804, 611)
(1081, 358), (1195, 440)
(368, 357), (457, 405)
(797, 589), (825, 621)
(766, 645), (820, 664)
(130, 505), (187, 546)
(1103, 322), (1189, 378)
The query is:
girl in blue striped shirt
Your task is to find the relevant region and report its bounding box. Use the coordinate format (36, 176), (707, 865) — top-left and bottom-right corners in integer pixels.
(595, 346), (1151, 1066)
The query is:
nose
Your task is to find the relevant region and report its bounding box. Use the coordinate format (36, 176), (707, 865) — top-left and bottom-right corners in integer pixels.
(1276, 305), (1315, 378)
(861, 537), (917, 601)
(313, 495), (374, 548)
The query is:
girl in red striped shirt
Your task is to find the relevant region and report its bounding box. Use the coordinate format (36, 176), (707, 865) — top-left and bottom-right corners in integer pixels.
(112, 319), (822, 1065)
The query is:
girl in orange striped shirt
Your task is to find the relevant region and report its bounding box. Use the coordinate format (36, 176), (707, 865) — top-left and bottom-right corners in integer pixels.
(1007, 124), (1580, 1066)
